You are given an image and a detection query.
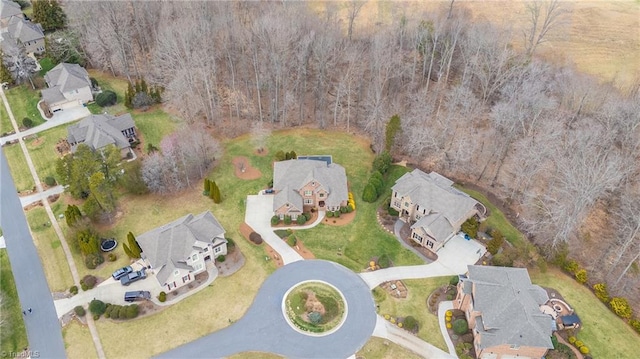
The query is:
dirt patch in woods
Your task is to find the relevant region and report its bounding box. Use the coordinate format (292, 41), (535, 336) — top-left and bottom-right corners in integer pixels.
(322, 210), (356, 226)
(232, 156), (262, 180)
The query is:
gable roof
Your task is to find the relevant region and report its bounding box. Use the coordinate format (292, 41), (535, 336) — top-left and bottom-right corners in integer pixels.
(411, 212), (454, 242)
(274, 185), (303, 213)
(67, 113), (135, 152)
(0, 0), (22, 20)
(392, 169), (478, 226)
(44, 63), (91, 93)
(464, 265), (554, 350)
(7, 16), (43, 43)
(137, 211), (226, 285)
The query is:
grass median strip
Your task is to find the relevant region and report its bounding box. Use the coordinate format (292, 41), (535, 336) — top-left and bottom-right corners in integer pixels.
(0, 249), (29, 355)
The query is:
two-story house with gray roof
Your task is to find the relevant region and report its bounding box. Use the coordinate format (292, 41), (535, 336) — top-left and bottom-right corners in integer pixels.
(137, 211), (228, 292)
(67, 113), (136, 156)
(272, 158), (348, 220)
(43, 63), (93, 112)
(7, 16), (44, 54)
(0, 0), (23, 28)
(390, 169), (481, 253)
(455, 265), (554, 359)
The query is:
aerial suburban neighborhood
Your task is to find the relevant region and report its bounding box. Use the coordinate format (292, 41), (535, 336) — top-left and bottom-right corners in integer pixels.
(0, 1), (638, 359)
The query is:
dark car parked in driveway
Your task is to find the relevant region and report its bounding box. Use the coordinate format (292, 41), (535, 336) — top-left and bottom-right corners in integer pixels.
(124, 291), (151, 302)
(112, 266), (133, 280)
(120, 269), (146, 286)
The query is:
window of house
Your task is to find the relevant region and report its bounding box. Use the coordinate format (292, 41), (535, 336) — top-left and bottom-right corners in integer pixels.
(404, 202), (409, 207)
(415, 214), (421, 220)
(286, 203), (290, 207)
(304, 190), (312, 196)
(192, 254), (198, 261)
(304, 199), (313, 205)
(393, 201), (400, 207)
(204, 247), (209, 252)
(412, 233), (423, 242)
(194, 263), (203, 271)
(319, 193), (324, 198)
(427, 241), (434, 248)
(311, 181), (316, 186)
(182, 275), (190, 282)
(214, 246), (222, 253)
(279, 214), (284, 219)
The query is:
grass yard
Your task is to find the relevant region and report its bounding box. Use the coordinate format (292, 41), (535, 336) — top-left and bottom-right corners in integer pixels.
(456, 186), (524, 247)
(63, 321), (99, 359)
(86, 70), (129, 115)
(373, 277), (450, 351)
(2, 145), (35, 192)
(0, 96), (12, 134)
(4, 85), (45, 128)
(39, 58), (56, 77)
(24, 125), (68, 183)
(530, 268), (640, 359)
(132, 109), (180, 147)
(0, 249), (29, 355)
(357, 337), (423, 359)
(96, 251), (269, 358)
(25, 205), (74, 292)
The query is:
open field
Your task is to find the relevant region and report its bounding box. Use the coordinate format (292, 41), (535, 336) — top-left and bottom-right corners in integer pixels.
(4, 85), (45, 128)
(63, 321), (99, 359)
(373, 277), (450, 351)
(25, 204), (73, 292)
(2, 145), (35, 192)
(0, 249), (29, 356)
(309, 0), (640, 90)
(530, 268), (640, 359)
(357, 337), (423, 359)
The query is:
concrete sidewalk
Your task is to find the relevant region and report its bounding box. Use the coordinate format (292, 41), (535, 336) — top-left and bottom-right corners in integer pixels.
(438, 301), (457, 356)
(372, 314), (455, 359)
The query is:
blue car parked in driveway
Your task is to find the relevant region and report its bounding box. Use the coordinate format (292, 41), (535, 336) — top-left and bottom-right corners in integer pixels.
(112, 266), (133, 280)
(120, 269), (147, 286)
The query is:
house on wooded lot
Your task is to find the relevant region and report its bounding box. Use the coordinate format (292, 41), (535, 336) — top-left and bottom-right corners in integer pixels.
(67, 113), (136, 156)
(42, 63), (93, 112)
(390, 169), (482, 253)
(272, 158), (348, 220)
(0, 0), (23, 28)
(6, 16), (44, 54)
(455, 265), (554, 359)
(137, 211), (228, 292)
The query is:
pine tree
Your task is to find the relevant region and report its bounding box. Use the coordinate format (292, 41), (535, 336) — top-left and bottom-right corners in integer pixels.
(135, 79), (141, 94)
(140, 78), (148, 94)
(203, 178), (210, 194)
(124, 82), (134, 109)
(32, 0), (67, 31)
(123, 243), (135, 258)
(362, 183), (378, 203)
(127, 232), (141, 258)
(210, 181), (221, 203)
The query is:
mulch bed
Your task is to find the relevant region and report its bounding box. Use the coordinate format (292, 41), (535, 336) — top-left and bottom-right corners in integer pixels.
(232, 156), (262, 180)
(322, 210), (356, 226)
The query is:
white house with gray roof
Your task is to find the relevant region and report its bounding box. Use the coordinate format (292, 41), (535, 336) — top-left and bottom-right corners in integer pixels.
(455, 265), (554, 359)
(6, 16), (44, 54)
(43, 63), (93, 112)
(137, 211), (228, 292)
(391, 169), (480, 253)
(272, 158), (348, 220)
(67, 113), (136, 155)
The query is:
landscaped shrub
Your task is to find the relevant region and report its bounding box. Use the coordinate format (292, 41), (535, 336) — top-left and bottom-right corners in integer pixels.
(70, 285), (78, 295)
(287, 236), (297, 247)
(81, 275), (97, 290)
(274, 150), (286, 161)
(90, 77), (98, 88)
(609, 297), (632, 319)
(378, 254), (391, 269)
(126, 304), (139, 319)
(563, 259), (580, 274)
(89, 299), (106, 316)
(226, 237), (235, 250)
(372, 151), (392, 174)
(446, 322), (452, 329)
(388, 207), (399, 216)
(84, 253), (104, 269)
(575, 269), (588, 284)
(449, 276), (459, 286)
(461, 217), (479, 238)
(283, 215), (292, 225)
(630, 318), (640, 334)
(340, 206), (348, 213)
(217, 255), (226, 263)
(580, 346), (589, 355)
(362, 183), (378, 203)
(593, 283), (610, 303)
(74, 306), (86, 317)
(271, 215), (280, 225)
(575, 340), (583, 348)
(249, 232), (263, 245)
(22, 117), (33, 128)
(568, 336), (576, 344)
(93, 314), (100, 320)
(368, 177), (384, 196)
(296, 215), (306, 225)
(95, 90), (117, 107)
(453, 319), (469, 335)
(326, 211), (334, 218)
(333, 210), (340, 218)
(487, 229), (504, 255)
(403, 316), (419, 332)
(107, 253), (117, 262)
(44, 176), (56, 186)
(158, 292), (167, 302)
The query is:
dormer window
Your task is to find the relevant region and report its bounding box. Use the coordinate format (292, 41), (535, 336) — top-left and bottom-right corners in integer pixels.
(312, 181), (316, 186)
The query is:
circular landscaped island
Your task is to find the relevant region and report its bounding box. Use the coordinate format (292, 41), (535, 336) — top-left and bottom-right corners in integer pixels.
(283, 281), (347, 336)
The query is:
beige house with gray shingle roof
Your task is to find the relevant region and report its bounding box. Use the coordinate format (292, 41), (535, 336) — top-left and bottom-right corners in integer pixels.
(455, 265), (554, 359)
(391, 169), (480, 253)
(0, 0), (23, 28)
(43, 63), (93, 112)
(67, 113), (136, 155)
(7, 16), (44, 54)
(137, 211), (227, 292)
(273, 158), (348, 220)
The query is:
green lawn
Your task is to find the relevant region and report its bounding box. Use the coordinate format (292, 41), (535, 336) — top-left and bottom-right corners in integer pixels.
(24, 125), (68, 183)
(63, 321), (99, 359)
(86, 70), (129, 115)
(357, 337), (423, 359)
(25, 205), (74, 292)
(373, 277), (450, 351)
(456, 186), (525, 246)
(530, 268), (640, 359)
(132, 109), (180, 147)
(0, 96), (12, 134)
(4, 85), (45, 128)
(2, 145), (35, 192)
(39, 58), (56, 77)
(0, 249), (29, 356)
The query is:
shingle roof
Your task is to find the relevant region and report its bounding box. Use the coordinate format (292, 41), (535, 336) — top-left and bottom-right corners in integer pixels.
(7, 16), (43, 44)
(67, 113), (135, 152)
(410, 213), (454, 242)
(41, 87), (66, 104)
(44, 63), (91, 93)
(392, 169), (478, 227)
(274, 185), (303, 213)
(0, 0), (22, 20)
(273, 159), (348, 210)
(465, 265), (554, 350)
(137, 211), (226, 285)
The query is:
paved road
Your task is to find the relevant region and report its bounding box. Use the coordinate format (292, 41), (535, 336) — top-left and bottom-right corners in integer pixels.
(157, 260), (377, 359)
(0, 105), (89, 145)
(0, 151), (66, 358)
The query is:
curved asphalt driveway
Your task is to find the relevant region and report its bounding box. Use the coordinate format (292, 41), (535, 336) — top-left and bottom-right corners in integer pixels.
(0, 151), (66, 358)
(157, 260), (376, 359)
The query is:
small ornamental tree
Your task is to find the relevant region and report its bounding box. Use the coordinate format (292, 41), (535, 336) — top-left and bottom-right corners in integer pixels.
(403, 316), (419, 332)
(372, 151), (392, 174)
(64, 204), (82, 227)
(74, 306), (86, 317)
(274, 150), (286, 161)
(89, 299), (106, 316)
(95, 90), (117, 107)
(385, 114), (401, 152)
(210, 181), (221, 203)
(563, 259), (580, 274)
(593, 283), (609, 303)
(127, 232), (142, 258)
(487, 230), (504, 255)
(362, 183), (378, 203)
(461, 217), (479, 239)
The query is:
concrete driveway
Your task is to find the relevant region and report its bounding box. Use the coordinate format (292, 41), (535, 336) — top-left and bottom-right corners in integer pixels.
(437, 233), (486, 273)
(1, 104), (90, 145)
(245, 194), (303, 264)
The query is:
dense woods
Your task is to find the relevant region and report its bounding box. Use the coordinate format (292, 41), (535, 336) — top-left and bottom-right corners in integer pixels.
(66, 2), (639, 309)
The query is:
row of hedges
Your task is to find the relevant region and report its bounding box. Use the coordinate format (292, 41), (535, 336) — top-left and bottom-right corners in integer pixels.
(568, 336), (590, 355)
(382, 313), (419, 333)
(274, 150), (297, 162)
(271, 213), (312, 226)
(561, 259), (640, 334)
(362, 171), (384, 203)
(104, 303), (139, 320)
